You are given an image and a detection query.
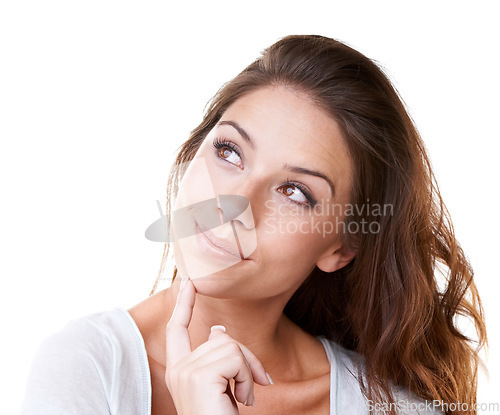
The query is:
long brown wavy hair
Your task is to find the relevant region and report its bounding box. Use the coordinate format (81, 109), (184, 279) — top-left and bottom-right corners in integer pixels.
(150, 35), (486, 414)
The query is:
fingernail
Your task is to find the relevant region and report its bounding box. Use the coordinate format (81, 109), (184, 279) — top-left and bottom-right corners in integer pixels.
(243, 399), (247, 406)
(179, 276), (188, 291)
(210, 325), (226, 333)
(252, 395), (255, 407)
(266, 372), (274, 385)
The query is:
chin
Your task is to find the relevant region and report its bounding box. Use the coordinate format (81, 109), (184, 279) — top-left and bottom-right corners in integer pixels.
(188, 262), (253, 299)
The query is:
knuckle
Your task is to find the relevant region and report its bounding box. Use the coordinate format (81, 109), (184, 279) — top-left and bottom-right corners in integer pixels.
(224, 341), (241, 355)
(233, 353), (247, 367)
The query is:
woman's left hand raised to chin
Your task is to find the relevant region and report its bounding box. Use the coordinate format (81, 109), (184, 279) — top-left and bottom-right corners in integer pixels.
(164, 277), (272, 415)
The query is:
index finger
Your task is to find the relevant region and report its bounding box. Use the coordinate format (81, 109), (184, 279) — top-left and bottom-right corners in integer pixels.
(165, 277), (196, 366)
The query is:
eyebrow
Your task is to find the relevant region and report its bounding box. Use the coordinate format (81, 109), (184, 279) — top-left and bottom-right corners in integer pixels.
(283, 164), (336, 196)
(217, 119), (335, 196)
(217, 120), (254, 148)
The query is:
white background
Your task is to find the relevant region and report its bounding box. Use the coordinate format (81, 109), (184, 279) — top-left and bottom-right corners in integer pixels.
(1, 0), (499, 413)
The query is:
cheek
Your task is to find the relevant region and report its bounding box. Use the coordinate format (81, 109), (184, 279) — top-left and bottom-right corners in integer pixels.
(259, 213), (336, 262)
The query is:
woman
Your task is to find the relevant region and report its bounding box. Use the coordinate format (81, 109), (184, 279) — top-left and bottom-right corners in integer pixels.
(21, 35), (486, 415)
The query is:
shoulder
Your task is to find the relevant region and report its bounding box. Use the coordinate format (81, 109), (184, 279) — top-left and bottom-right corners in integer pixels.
(21, 308), (151, 415)
(319, 337), (444, 415)
(29, 308), (145, 376)
(38, 308), (137, 348)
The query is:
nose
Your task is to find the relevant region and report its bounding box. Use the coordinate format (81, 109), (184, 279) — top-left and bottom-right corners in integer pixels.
(218, 194), (255, 230)
(216, 190), (258, 261)
(213, 167), (269, 231)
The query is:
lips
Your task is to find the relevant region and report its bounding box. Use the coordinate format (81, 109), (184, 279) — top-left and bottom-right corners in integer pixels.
(195, 220), (243, 259)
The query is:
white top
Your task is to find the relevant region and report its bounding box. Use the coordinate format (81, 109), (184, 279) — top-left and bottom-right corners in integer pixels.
(20, 308), (442, 414)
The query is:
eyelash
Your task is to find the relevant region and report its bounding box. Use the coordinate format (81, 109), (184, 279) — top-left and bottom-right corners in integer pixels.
(212, 137), (316, 207)
(213, 137), (241, 159)
(282, 179), (317, 206)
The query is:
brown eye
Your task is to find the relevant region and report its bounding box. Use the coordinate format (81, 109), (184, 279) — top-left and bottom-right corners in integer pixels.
(213, 139), (243, 169)
(219, 147), (233, 159)
(278, 182), (314, 206)
(281, 184), (295, 197)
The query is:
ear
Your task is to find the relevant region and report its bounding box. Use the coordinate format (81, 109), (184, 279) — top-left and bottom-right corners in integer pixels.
(315, 244), (356, 273)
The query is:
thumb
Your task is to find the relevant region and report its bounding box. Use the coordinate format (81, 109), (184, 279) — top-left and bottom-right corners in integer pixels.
(208, 325), (227, 341)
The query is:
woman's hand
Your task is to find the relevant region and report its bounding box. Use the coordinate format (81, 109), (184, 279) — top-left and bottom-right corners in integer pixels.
(165, 277), (272, 415)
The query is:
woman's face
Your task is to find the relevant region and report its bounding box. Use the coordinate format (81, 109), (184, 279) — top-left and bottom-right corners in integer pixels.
(173, 85), (353, 300)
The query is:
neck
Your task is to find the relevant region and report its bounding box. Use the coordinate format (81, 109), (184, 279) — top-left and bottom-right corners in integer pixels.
(163, 279), (298, 369)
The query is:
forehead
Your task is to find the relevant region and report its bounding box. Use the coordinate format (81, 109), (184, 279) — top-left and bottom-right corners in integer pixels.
(220, 86), (353, 203)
